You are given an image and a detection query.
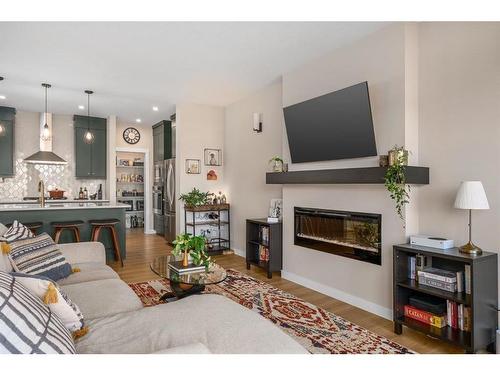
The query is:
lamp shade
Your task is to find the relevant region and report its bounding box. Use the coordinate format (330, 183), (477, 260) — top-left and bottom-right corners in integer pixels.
(454, 181), (490, 210)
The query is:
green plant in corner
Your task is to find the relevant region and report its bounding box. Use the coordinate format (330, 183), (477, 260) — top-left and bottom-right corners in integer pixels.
(172, 233), (212, 269)
(384, 145), (411, 225)
(178, 187), (210, 207)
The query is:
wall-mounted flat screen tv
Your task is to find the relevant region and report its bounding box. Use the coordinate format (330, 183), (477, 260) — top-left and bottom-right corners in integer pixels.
(283, 81), (377, 163)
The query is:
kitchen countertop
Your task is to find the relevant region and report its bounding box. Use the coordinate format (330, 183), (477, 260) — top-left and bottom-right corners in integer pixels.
(0, 199), (110, 204)
(0, 202), (131, 212)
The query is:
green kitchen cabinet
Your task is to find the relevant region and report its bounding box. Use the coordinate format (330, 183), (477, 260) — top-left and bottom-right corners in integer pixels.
(152, 120), (172, 162)
(0, 106), (16, 178)
(74, 115), (107, 178)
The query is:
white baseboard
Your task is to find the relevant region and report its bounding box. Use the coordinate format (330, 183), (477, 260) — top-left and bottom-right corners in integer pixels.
(281, 270), (393, 320)
(144, 229), (156, 235)
(232, 248), (245, 258)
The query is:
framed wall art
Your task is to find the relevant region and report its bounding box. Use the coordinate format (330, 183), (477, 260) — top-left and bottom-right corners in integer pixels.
(185, 159), (201, 174)
(204, 148), (222, 166)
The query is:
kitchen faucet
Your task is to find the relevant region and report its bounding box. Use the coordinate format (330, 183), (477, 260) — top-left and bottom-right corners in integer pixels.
(38, 180), (45, 208)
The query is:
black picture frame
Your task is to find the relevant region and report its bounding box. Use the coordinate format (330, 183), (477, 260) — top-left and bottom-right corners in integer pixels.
(204, 148), (222, 166)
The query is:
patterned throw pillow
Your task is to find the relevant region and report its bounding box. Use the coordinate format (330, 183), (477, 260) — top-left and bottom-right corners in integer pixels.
(7, 233), (72, 281)
(0, 271), (76, 354)
(12, 273), (86, 335)
(0, 220), (35, 244)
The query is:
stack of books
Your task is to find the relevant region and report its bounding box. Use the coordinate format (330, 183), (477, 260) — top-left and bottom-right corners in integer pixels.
(259, 245), (269, 262)
(168, 260), (205, 274)
(446, 301), (472, 331)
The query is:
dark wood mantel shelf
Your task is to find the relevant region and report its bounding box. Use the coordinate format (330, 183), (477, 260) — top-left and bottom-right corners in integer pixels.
(266, 166), (429, 185)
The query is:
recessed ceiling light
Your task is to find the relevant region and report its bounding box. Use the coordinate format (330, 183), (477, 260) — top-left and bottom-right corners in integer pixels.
(135, 118), (142, 123)
(0, 95), (6, 100)
(78, 105), (85, 110)
(152, 106), (159, 112)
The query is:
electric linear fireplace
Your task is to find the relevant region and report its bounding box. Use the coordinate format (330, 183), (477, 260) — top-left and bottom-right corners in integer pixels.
(294, 207), (382, 265)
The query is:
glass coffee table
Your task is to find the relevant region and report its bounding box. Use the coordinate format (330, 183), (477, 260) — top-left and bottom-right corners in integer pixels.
(150, 255), (227, 300)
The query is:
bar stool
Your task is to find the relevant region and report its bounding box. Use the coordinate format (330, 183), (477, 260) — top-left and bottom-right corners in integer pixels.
(51, 220), (84, 243)
(6, 222), (44, 235)
(89, 219), (123, 267)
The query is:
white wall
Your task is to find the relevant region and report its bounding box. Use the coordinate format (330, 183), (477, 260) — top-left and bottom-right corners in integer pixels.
(175, 103), (225, 233)
(418, 23), (500, 295)
(224, 81), (284, 256)
(280, 24), (419, 319)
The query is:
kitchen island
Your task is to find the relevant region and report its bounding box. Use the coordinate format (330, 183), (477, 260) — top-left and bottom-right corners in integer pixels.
(0, 202), (130, 262)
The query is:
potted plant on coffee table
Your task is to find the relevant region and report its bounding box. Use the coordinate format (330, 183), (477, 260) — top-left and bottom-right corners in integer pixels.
(172, 233), (212, 269)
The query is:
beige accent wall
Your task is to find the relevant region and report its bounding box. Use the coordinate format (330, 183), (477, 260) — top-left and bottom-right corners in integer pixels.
(417, 23), (500, 298)
(224, 81), (284, 255)
(175, 103), (225, 233)
(280, 24), (420, 318)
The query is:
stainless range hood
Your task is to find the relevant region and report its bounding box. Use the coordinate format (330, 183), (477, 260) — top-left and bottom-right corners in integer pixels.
(24, 113), (67, 165)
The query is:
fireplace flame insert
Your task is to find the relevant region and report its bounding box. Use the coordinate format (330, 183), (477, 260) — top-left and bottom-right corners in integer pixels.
(294, 207), (381, 265)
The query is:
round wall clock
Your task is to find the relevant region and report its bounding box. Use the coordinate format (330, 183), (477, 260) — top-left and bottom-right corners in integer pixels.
(123, 127), (141, 144)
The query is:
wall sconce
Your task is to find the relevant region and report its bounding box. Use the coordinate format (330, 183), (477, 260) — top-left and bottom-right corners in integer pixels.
(253, 113), (262, 133)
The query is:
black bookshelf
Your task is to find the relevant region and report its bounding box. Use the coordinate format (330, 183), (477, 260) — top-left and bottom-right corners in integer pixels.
(246, 218), (282, 278)
(393, 243), (498, 353)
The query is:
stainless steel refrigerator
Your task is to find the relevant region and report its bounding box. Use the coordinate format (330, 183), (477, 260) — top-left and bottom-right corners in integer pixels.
(163, 158), (176, 243)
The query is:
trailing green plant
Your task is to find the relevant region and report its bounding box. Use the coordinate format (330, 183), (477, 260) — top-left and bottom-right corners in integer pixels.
(178, 187), (210, 207)
(269, 156), (284, 164)
(385, 146), (411, 225)
(172, 233), (212, 268)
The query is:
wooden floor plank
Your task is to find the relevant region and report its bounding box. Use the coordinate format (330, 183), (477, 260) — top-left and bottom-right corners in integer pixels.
(109, 229), (462, 354)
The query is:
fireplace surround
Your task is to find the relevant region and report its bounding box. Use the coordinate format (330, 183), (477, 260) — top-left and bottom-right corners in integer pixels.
(294, 207), (382, 265)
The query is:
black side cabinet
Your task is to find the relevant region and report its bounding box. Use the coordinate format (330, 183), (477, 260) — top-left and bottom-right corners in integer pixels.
(246, 219), (282, 278)
(393, 243), (498, 353)
(0, 106), (15, 178)
(152, 120), (172, 162)
(74, 115), (107, 179)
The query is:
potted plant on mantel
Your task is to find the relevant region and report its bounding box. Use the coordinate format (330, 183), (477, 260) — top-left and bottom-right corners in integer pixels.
(384, 145), (411, 226)
(172, 233), (212, 268)
(269, 156), (284, 172)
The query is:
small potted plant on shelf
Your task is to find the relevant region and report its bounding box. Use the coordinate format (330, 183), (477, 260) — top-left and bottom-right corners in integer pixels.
(269, 156), (284, 172)
(384, 145), (411, 226)
(178, 187), (210, 208)
(172, 233), (212, 268)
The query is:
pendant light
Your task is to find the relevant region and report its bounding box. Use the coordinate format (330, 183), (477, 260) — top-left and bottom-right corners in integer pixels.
(41, 83), (52, 141)
(0, 76), (5, 137)
(83, 90), (95, 144)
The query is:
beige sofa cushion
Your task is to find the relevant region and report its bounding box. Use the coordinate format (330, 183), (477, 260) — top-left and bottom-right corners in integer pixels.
(152, 343), (211, 354)
(61, 279), (143, 320)
(76, 294), (308, 354)
(57, 262), (119, 286)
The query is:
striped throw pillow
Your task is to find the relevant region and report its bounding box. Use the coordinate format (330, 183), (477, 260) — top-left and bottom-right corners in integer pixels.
(0, 220), (35, 243)
(12, 273), (85, 334)
(7, 233), (72, 281)
(0, 271), (76, 354)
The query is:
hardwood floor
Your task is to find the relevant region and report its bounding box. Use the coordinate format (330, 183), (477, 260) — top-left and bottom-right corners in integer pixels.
(110, 228), (462, 354)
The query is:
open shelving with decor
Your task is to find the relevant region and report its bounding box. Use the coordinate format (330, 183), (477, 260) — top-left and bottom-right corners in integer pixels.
(246, 218), (282, 279)
(393, 243), (498, 353)
(116, 151), (145, 229)
(184, 204), (231, 255)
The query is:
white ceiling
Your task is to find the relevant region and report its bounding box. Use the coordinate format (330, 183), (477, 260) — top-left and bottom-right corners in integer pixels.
(0, 22), (388, 125)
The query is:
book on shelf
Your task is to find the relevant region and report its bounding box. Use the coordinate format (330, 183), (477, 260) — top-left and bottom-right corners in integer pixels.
(168, 261), (205, 274)
(259, 245), (269, 262)
(418, 273), (457, 293)
(456, 271), (464, 293)
(418, 267), (457, 283)
(408, 256), (416, 280)
(445, 300), (471, 332)
(464, 264), (471, 294)
(260, 226), (270, 244)
(409, 295), (446, 316)
(404, 305), (447, 328)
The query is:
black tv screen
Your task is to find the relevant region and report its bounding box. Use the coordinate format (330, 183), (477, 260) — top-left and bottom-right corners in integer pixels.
(283, 81), (377, 163)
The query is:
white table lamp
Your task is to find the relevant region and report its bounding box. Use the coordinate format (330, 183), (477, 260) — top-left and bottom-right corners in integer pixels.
(454, 181), (489, 255)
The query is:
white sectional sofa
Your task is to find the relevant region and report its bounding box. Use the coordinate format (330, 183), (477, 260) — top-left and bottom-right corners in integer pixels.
(0, 241), (307, 354)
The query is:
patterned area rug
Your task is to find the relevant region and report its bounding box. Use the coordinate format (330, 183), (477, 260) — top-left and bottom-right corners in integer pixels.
(129, 269), (413, 354)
